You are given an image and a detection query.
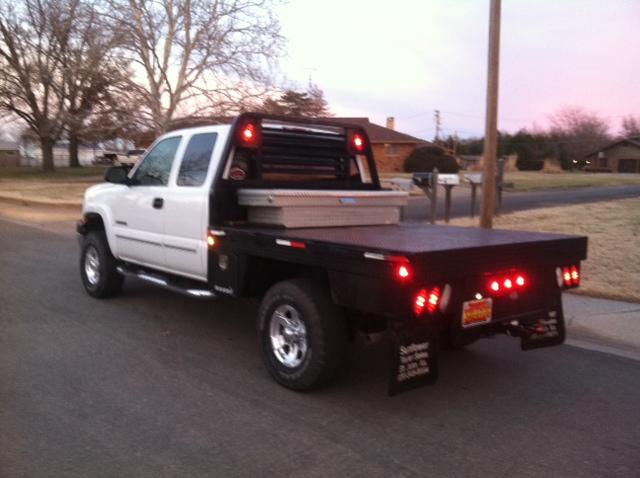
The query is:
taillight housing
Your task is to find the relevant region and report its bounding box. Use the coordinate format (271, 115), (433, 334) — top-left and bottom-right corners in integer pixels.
(487, 272), (528, 295)
(557, 265), (580, 288)
(236, 120), (261, 149)
(414, 287), (441, 316)
(348, 130), (367, 154)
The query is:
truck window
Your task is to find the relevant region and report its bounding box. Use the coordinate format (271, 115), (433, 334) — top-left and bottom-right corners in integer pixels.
(177, 133), (218, 187)
(132, 136), (181, 186)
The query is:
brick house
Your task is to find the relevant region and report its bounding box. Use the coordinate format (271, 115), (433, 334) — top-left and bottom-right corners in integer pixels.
(322, 117), (432, 173)
(585, 136), (640, 173)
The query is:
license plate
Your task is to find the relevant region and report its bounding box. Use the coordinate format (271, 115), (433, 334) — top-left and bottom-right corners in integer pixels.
(462, 298), (493, 328)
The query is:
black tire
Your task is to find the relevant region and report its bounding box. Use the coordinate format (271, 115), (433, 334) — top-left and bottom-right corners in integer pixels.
(258, 279), (347, 391)
(80, 230), (124, 298)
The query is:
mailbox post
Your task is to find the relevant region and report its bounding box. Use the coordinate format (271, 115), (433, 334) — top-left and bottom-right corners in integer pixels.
(413, 169), (439, 224)
(464, 173), (483, 218)
(436, 174), (460, 223)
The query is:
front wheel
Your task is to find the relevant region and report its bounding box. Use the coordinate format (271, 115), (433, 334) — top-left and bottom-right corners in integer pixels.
(258, 279), (347, 391)
(80, 231), (124, 298)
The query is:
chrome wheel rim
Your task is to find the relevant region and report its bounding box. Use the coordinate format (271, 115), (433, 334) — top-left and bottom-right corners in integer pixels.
(269, 304), (308, 368)
(84, 246), (100, 286)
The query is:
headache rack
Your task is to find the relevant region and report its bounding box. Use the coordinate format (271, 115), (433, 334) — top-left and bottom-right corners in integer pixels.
(224, 112), (381, 189)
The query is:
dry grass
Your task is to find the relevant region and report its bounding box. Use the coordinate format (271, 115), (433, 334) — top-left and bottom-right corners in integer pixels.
(504, 171), (640, 191)
(0, 179), (91, 205)
(451, 198), (640, 303)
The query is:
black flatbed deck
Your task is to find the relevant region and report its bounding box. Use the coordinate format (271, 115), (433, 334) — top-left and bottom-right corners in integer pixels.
(222, 223), (588, 260)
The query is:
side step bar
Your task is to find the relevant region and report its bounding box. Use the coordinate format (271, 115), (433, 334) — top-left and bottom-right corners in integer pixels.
(117, 264), (216, 299)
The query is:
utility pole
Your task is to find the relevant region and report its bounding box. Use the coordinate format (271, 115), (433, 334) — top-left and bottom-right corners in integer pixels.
(434, 109), (441, 143)
(480, 0), (501, 229)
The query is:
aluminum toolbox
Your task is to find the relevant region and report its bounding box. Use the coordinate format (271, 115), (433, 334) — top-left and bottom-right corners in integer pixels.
(238, 189), (409, 228)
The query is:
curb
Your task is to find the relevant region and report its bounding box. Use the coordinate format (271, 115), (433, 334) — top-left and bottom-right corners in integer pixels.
(0, 194), (82, 209)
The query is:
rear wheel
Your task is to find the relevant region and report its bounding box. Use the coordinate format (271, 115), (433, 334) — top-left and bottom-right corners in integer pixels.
(80, 231), (124, 298)
(258, 279), (347, 391)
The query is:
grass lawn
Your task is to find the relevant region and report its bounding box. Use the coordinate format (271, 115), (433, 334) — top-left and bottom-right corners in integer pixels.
(0, 167), (105, 205)
(0, 165), (106, 181)
(504, 171), (640, 191)
(451, 198), (640, 303)
(379, 171), (640, 192)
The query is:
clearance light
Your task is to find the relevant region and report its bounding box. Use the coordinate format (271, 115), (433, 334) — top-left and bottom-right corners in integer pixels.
(488, 272), (528, 295)
(396, 264), (411, 281)
(237, 121), (260, 149)
(207, 234), (216, 247)
(349, 131), (366, 154)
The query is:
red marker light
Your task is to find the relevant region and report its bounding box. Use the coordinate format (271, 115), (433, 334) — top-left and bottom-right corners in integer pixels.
(490, 280), (500, 292)
(237, 121), (260, 148)
(396, 264), (411, 281)
(515, 275), (526, 287)
(504, 278), (513, 289)
(351, 132), (366, 153)
(570, 266), (579, 284)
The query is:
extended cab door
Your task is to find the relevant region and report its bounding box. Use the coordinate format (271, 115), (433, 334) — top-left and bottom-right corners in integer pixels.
(111, 135), (182, 268)
(163, 131), (221, 281)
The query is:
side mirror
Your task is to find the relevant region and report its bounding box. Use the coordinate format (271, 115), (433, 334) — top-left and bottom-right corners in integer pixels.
(104, 166), (129, 185)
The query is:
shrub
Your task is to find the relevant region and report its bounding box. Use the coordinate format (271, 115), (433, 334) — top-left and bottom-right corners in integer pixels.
(404, 146), (460, 174)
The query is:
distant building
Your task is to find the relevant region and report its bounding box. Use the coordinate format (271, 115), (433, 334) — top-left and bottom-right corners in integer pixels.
(585, 136), (640, 173)
(321, 117), (433, 173)
(0, 140), (20, 166)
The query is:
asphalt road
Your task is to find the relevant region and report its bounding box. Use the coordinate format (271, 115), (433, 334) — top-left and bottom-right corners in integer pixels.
(2, 218), (640, 478)
(403, 184), (640, 221)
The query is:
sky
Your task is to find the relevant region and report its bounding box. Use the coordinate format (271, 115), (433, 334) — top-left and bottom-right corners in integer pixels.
(276, 0), (640, 139)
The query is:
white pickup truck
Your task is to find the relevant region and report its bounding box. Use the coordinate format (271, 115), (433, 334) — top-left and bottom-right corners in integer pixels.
(78, 113), (587, 395)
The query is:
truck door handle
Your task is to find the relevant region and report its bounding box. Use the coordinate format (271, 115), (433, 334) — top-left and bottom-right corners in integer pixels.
(152, 197), (164, 209)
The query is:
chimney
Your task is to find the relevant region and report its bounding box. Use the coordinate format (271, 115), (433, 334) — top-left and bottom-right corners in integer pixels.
(386, 116), (395, 130)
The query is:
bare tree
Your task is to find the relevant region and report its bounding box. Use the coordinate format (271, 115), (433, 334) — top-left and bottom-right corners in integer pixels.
(260, 84), (332, 117)
(549, 107), (611, 168)
(620, 116), (640, 138)
(63, 1), (132, 167)
(108, 0), (284, 134)
(0, 0), (78, 171)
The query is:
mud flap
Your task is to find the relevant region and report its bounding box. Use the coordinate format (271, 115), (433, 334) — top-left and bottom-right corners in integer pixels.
(520, 305), (566, 351)
(388, 318), (439, 396)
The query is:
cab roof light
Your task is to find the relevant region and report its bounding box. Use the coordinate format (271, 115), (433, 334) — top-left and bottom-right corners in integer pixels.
(348, 130), (366, 154)
(237, 120), (260, 149)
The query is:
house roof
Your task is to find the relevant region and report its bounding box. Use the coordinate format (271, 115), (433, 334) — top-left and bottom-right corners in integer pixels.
(318, 117), (430, 144)
(0, 140), (18, 151)
(585, 136), (640, 157)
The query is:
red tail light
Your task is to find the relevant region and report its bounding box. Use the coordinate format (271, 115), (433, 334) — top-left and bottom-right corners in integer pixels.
(488, 272), (528, 295)
(237, 120), (260, 149)
(414, 287), (441, 316)
(558, 265), (580, 288)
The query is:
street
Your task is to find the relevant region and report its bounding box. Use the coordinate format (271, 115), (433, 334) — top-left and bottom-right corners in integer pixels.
(403, 184), (640, 221)
(1, 217), (639, 477)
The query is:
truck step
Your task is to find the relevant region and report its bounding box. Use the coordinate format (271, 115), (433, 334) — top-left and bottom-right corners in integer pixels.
(116, 264), (216, 299)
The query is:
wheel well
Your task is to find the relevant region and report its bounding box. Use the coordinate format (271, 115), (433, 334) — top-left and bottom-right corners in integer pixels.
(83, 213), (105, 233)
